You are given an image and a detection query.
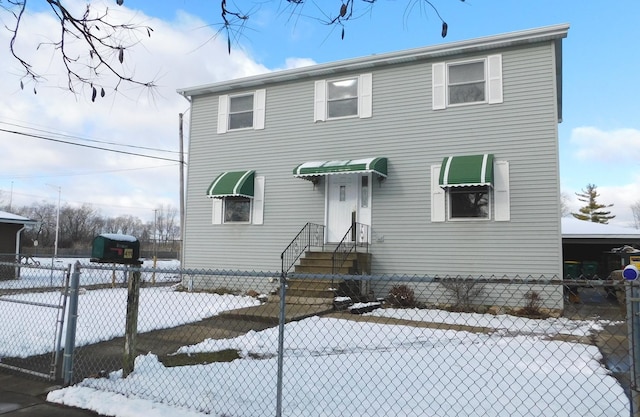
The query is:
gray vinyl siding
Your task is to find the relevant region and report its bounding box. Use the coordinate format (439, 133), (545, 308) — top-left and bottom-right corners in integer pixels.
(183, 41), (562, 281)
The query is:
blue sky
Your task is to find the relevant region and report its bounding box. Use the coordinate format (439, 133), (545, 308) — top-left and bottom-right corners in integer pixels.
(1, 0), (639, 225)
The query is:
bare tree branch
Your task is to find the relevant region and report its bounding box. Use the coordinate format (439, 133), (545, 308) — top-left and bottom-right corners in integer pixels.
(4, 0), (460, 98)
(6, 0), (156, 99)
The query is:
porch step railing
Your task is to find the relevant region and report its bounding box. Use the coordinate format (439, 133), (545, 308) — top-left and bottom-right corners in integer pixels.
(332, 222), (369, 274)
(281, 223), (325, 275)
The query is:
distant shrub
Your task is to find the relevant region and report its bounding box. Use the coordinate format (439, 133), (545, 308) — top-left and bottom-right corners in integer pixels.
(439, 278), (485, 312)
(387, 284), (416, 307)
(520, 290), (546, 318)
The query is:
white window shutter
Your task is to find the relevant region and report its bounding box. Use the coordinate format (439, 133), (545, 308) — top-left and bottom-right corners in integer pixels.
(212, 198), (223, 224)
(252, 176), (265, 225)
(358, 73), (373, 119)
(431, 165), (445, 222)
(432, 63), (446, 110)
(494, 161), (510, 221)
(253, 89), (266, 130)
(314, 80), (327, 122)
(487, 54), (503, 104)
(217, 95), (229, 134)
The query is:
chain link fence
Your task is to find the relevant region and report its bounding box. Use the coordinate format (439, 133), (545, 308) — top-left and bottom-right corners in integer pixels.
(1, 261), (634, 416)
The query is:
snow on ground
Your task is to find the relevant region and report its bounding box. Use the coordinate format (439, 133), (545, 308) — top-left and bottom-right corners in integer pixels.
(0, 257), (181, 289)
(48, 315), (629, 417)
(2, 261), (625, 416)
(364, 307), (615, 337)
(0, 287), (260, 357)
(47, 311), (629, 417)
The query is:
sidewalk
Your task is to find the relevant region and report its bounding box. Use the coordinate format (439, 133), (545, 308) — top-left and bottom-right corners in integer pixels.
(0, 370), (102, 416)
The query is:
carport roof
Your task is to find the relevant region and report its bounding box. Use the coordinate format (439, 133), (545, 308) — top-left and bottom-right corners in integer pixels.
(562, 217), (640, 240)
(0, 211), (38, 225)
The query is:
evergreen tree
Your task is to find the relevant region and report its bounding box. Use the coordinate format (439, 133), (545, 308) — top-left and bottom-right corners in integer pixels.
(571, 184), (615, 224)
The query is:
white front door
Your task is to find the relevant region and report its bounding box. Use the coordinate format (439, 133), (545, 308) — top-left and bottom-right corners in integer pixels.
(326, 174), (371, 243)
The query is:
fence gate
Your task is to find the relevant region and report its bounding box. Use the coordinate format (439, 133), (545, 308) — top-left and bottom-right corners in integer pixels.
(0, 260), (71, 380)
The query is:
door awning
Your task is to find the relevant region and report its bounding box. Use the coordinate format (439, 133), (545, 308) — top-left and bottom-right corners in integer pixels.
(439, 154), (494, 187)
(293, 157), (387, 179)
(206, 170), (255, 198)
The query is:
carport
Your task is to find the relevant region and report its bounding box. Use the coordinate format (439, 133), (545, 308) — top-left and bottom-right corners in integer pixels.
(562, 217), (640, 279)
(0, 210), (38, 279)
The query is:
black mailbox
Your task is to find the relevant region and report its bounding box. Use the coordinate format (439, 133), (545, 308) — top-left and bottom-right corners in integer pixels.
(91, 234), (142, 265)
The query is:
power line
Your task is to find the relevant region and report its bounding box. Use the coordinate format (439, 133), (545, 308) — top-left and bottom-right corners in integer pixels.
(0, 163), (179, 180)
(0, 128), (183, 163)
(0, 120), (181, 154)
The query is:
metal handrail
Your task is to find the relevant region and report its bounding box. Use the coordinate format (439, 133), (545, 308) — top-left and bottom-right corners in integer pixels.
(280, 222), (325, 275)
(332, 222), (369, 274)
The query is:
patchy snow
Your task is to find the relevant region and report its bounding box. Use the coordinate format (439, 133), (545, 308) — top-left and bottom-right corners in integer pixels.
(0, 258), (181, 290)
(364, 307), (614, 337)
(43, 307), (628, 416)
(0, 287), (259, 358)
(47, 315), (628, 417)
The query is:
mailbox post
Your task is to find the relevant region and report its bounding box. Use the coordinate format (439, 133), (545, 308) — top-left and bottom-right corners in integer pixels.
(91, 234), (143, 378)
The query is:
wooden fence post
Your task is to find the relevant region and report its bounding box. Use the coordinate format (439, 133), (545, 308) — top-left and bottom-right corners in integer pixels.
(123, 267), (141, 377)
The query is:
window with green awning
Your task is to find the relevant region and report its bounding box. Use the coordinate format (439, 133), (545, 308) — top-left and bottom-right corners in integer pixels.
(439, 154), (494, 187)
(206, 171), (255, 198)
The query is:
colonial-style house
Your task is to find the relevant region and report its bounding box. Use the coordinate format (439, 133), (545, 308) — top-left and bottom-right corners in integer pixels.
(177, 24), (569, 308)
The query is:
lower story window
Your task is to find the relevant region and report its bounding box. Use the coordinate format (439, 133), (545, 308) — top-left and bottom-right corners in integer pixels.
(224, 197), (251, 223)
(449, 186), (490, 219)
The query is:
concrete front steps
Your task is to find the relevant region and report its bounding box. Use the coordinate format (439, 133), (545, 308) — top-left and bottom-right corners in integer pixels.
(273, 250), (371, 306)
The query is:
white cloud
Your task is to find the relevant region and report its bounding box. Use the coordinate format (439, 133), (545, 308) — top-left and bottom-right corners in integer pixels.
(0, 1), (291, 222)
(570, 126), (640, 162)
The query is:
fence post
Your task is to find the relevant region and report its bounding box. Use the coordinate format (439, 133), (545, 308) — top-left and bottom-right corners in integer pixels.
(62, 261), (81, 385)
(627, 279), (640, 417)
(276, 271), (287, 417)
(123, 265), (142, 377)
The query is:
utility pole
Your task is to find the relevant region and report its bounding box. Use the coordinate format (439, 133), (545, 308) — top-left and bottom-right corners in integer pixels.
(46, 184), (61, 259)
(179, 112), (185, 262)
(153, 208), (158, 259)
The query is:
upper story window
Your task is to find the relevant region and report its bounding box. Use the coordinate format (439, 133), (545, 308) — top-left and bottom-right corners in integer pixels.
(217, 89), (266, 134)
(327, 78), (358, 118)
(448, 61), (486, 105)
(314, 73), (372, 122)
(432, 54), (503, 110)
(228, 94), (254, 130)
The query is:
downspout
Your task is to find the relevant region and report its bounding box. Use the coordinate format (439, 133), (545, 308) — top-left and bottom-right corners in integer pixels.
(14, 224), (26, 279)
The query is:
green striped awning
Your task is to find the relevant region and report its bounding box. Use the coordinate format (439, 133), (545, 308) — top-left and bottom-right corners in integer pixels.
(439, 154), (494, 187)
(293, 157), (387, 178)
(206, 171), (255, 198)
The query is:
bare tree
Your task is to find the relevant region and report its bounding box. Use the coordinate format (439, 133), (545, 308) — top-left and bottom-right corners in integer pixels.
(4, 0), (155, 98)
(632, 201), (640, 229)
(4, 0), (458, 96)
(560, 191), (571, 217)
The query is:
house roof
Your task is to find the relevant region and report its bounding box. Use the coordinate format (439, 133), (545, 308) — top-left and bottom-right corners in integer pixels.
(561, 217), (640, 240)
(177, 24), (569, 120)
(0, 210), (38, 225)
